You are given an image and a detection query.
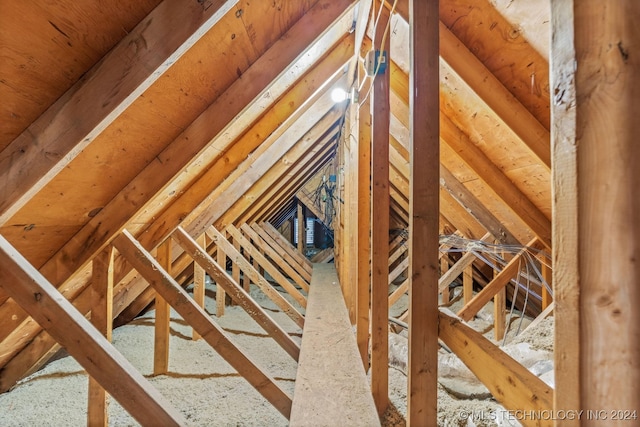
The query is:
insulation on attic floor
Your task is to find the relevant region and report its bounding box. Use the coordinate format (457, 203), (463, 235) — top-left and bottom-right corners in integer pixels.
(0, 280), (553, 427)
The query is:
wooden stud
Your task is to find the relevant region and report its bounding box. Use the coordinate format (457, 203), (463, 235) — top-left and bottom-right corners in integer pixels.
(216, 231), (227, 318)
(370, 5), (391, 416)
(540, 256), (552, 310)
(113, 231), (293, 418)
(463, 264), (473, 304)
(407, 1), (440, 424)
(192, 233), (206, 341)
(0, 236), (186, 426)
(494, 286), (506, 342)
(552, 0), (640, 419)
(88, 247), (115, 427)
(153, 239), (172, 375)
(0, 5), (355, 386)
(357, 90), (372, 369)
(232, 236), (242, 304)
(440, 257), (450, 304)
(297, 203), (306, 255)
(171, 227), (300, 361)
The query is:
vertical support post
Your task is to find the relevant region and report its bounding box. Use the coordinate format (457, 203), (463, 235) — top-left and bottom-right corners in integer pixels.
(154, 239), (171, 375)
(494, 287), (506, 341)
(216, 231), (227, 317)
(407, 0), (440, 425)
(440, 257), (450, 304)
(88, 246), (115, 427)
(552, 0), (640, 423)
(357, 88), (372, 369)
(463, 264), (473, 304)
(540, 257), (552, 310)
(193, 233), (206, 340)
(297, 203), (306, 255)
(232, 236), (242, 305)
(370, 4), (391, 416)
(343, 100), (359, 323)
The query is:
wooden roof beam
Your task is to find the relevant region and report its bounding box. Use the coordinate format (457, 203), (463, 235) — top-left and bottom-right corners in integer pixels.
(0, 236), (187, 425)
(113, 230), (293, 418)
(224, 127), (339, 228)
(0, 0), (356, 387)
(196, 106), (342, 234)
(388, 64), (552, 248)
(0, 0), (238, 226)
(242, 142), (337, 226)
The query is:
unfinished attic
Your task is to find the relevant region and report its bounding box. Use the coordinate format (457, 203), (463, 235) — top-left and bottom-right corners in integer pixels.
(0, 0), (638, 425)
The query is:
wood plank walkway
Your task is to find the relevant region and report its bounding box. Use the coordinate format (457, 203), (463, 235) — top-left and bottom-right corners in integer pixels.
(290, 263), (380, 426)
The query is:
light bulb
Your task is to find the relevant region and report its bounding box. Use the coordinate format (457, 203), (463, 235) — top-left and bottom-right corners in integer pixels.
(331, 88), (348, 103)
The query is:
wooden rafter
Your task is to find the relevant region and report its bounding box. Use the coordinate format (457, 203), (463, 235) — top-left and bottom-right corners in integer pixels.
(113, 230), (293, 418)
(0, 236), (186, 425)
(0, 0), (237, 225)
(171, 227), (300, 360)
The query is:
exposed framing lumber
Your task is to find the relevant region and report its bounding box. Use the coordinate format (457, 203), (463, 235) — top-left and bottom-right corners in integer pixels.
(0, 2), (356, 388)
(0, 0), (237, 225)
(239, 224), (310, 293)
(441, 257), (450, 304)
(439, 166), (520, 246)
(242, 140), (337, 226)
(171, 227), (300, 361)
(385, 0), (551, 168)
(192, 233), (206, 340)
(463, 264), (473, 304)
(297, 203), (306, 254)
(357, 91), (372, 368)
(185, 81), (344, 238)
(388, 278), (409, 308)
(209, 105), (342, 233)
(154, 239), (172, 375)
(0, 236), (186, 426)
(113, 230), (293, 418)
(457, 239), (540, 322)
(387, 60), (552, 248)
(223, 226), (307, 309)
(249, 224), (312, 285)
(552, 0), (640, 418)
(389, 256), (409, 285)
(407, 1), (440, 424)
(438, 310), (553, 427)
(296, 191), (326, 226)
(524, 302), (554, 334)
(88, 246), (115, 427)
(438, 233), (492, 292)
(370, 4), (391, 415)
(215, 230), (227, 317)
(261, 222), (313, 275)
(206, 226), (305, 327)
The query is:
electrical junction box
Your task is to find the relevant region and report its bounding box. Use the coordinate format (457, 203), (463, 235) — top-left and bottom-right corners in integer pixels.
(364, 49), (387, 76)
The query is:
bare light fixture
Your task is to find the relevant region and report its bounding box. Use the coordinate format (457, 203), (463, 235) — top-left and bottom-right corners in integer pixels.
(331, 88), (348, 103)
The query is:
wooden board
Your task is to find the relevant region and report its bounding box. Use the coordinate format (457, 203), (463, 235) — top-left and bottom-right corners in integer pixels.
(290, 264), (379, 427)
(0, 235), (186, 426)
(113, 230), (293, 418)
(439, 309), (552, 427)
(171, 227), (300, 361)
